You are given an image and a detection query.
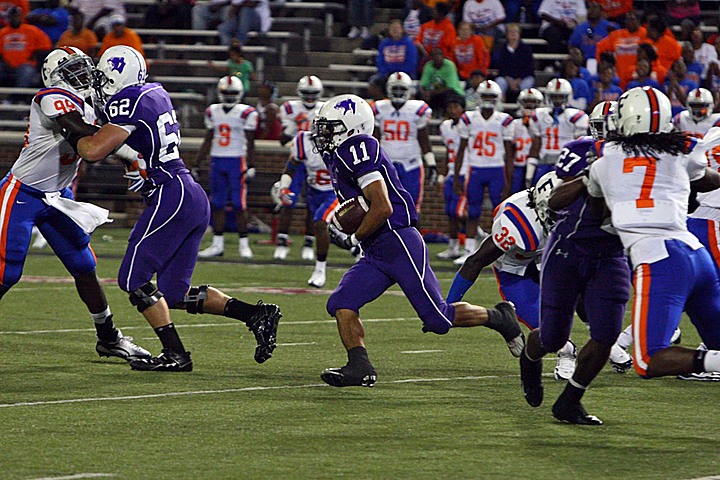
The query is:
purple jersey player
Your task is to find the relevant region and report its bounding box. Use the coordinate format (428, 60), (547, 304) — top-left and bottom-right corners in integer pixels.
(311, 94), (525, 388)
(520, 110), (632, 425)
(72, 46), (281, 372)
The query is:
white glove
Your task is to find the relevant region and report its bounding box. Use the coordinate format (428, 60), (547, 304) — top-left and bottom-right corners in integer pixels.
(123, 169), (145, 192)
(244, 166), (256, 182)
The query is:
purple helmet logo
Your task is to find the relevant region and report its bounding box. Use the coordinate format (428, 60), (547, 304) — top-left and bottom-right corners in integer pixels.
(334, 98), (356, 115)
(108, 56), (126, 73)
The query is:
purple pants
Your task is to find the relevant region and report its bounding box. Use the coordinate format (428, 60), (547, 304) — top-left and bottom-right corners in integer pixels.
(118, 173), (210, 307)
(539, 232), (631, 352)
(327, 227), (455, 334)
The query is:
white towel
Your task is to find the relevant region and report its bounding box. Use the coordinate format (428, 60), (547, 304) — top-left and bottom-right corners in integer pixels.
(43, 192), (113, 234)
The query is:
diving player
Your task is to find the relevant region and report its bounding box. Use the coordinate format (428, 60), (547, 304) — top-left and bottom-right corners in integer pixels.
(70, 46), (281, 371)
(312, 94), (524, 388)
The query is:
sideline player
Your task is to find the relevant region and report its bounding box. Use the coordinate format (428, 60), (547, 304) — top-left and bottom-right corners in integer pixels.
(312, 94), (524, 387)
(510, 88), (543, 194)
(0, 46), (150, 361)
(271, 129), (338, 288)
(274, 75), (325, 261)
(372, 71), (438, 213)
(673, 88), (720, 138)
(194, 76), (257, 259)
(69, 46), (281, 371)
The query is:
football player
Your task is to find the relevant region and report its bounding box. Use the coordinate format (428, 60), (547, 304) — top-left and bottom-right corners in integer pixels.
(673, 88), (720, 138)
(194, 76), (258, 259)
(510, 88), (543, 194)
(372, 71), (438, 213)
(526, 78), (588, 187)
(452, 79), (514, 265)
(274, 75), (326, 261)
(271, 129), (338, 288)
(69, 46), (282, 371)
(312, 94), (524, 387)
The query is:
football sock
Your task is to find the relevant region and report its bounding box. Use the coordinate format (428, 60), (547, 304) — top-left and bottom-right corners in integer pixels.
(446, 272), (473, 303)
(616, 325), (633, 350)
(465, 237), (477, 254)
(347, 346), (373, 370)
(315, 260), (326, 272)
(212, 234), (224, 249)
(558, 378), (587, 404)
(704, 350), (720, 372)
(239, 236), (250, 248)
(277, 233), (289, 246)
(91, 307), (118, 342)
(154, 323), (186, 353)
(304, 235), (315, 247)
(448, 238), (458, 253)
(224, 298), (261, 325)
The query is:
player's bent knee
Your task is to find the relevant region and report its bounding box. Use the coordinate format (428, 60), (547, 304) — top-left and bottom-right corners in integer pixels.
(174, 284), (209, 314)
(129, 282), (164, 313)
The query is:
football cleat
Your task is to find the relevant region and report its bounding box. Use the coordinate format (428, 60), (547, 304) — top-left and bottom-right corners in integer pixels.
(247, 301), (282, 363)
(31, 230), (48, 249)
(492, 301), (525, 357)
(520, 350), (544, 407)
(554, 340), (577, 381)
(96, 330), (151, 361)
(307, 268), (326, 288)
(321, 365), (377, 387)
(239, 244), (253, 259)
(671, 327), (682, 345)
(552, 399), (603, 425)
(453, 250), (472, 266)
(436, 247), (461, 259)
(677, 371), (720, 382)
(129, 349), (193, 372)
(198, 244), (224, 258)
(507, 332), (526, 358)
(273, 245), (289, 260)
(301, 246), (315, 261)
(608, 344), (633, 373)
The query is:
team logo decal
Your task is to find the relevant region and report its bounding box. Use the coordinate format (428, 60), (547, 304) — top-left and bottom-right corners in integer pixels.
(334, 98), (356, 115)
(108, 57), (126, 73)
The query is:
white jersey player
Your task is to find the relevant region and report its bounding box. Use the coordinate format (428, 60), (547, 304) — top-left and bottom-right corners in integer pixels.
(673, 88), (720, 138)
(527, 78), (588, 186)
(510, 88), (543, 194)
(195, 76), (258, 259)
(587, 86), (720, 387)
(0, 46), (149, 361)
(372, 71), (437, 211)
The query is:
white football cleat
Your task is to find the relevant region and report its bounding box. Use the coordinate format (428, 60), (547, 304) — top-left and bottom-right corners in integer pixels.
(273, 245), (289, 260)
(437, 247), (461, 259)
(608, 344), (633, 373)
(301, 246), (315, 261)
(308, 268), (326, 288)
(453, 251), (472, 265)
(198, 244), (224, 258)
(554, 341), (577, 381)
(31, 227), (48, 249)
(239, 244), (253, 259)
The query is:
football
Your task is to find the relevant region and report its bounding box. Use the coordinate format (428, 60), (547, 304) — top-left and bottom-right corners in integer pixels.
(330, 196), (370, 234)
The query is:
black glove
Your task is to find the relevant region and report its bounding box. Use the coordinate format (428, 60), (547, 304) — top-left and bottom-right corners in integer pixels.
(328, 224), (359, 250)
(426, 165), (438, 186)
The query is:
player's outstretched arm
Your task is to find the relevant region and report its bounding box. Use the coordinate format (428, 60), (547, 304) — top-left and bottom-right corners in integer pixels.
(446, 235), (503, 303)
(77, 124), (130, 162)
(548, 176), (585, 211)
(56, 110), (100, 137)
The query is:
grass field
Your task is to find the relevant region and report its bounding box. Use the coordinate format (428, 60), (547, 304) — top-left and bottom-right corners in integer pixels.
(0, 227), (718, 480)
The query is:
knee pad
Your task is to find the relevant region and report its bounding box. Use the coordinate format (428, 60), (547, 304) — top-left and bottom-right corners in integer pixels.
(182, 285), (209, 314)
(129, 282), (164, 313)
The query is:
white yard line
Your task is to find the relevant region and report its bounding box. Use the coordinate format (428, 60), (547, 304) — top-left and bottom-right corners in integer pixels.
(400, 350), (444, 354)
(28, 474), (116, 480)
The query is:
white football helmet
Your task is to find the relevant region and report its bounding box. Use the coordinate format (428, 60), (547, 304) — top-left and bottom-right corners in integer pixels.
(476, 80), (502, 110)
(589, 101), (617, 140)
(545, 78), (573, 108)
(529, 171), (559, 231)
(41, 46), (94, 97)
(94, 45), (147, 105)
(616, 86), (673, 136)
(311, 94), (374, 153)
(297, 75), (323, 109)
(217, 76), (243, 106)
(687, 88), (714, 122)
(386, 71), (413, 107)
(517, 88), (543, 114)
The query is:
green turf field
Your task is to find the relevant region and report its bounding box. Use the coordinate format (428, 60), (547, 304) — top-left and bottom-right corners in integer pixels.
(0, 228), (717, 480)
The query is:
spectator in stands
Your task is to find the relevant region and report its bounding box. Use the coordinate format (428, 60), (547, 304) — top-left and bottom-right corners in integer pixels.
(504, 0), (541, 23)
(464, 69), (485, 110)
(419, 46), (464, 116)
(57, 9), (97, 58)
(595, 10), (647, 88)
(144, 0), (193, 30)
(568, 46), (592, 83)
(415, 2), (456, 59)
(0, 6), (51, 89)
(192, 0), (231, 31)
(538, 0), (586, 54)
(98, 14), (145, 59)
(560, 59), (591, 111)
(25, 0), (69, 46)
(68, 0), (125, 39)
(491, 23), (534, 103)
(377, 19), (418, 79)
(402, 0), (432, 39)
(636, 42), (667, 84)
(568, 1), (616, 64)
(666, 0), (700, 27)
(626, 58), (662, 90)
(691, 26), (718, 77)
(643, 15), (682, 74)
(347, 0), (374, 40)
(682, 41), (704, 86)
(589, 63), (622, 109)
(705, 48), (720, 110)
(255, 80), (281, 140)
(593, 0), (632, 25)
(227, 42), (255, 92)
(452, 21), (489, 81)
(664, 58), (698, 116)
(0, 0), (29, 28)
(461, 0), (505, 46)
(219, 0), (272, 46)
(675, 18), (695, 43)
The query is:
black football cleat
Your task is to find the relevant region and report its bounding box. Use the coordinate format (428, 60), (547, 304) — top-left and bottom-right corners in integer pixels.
(321, 365), (377, 387)
(493, 301), (525, 357)
(552, 399), (603, 425)
(520, 350), (544, 407)
(129, 349), (193, 372)
(247, 301), (282, 364)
